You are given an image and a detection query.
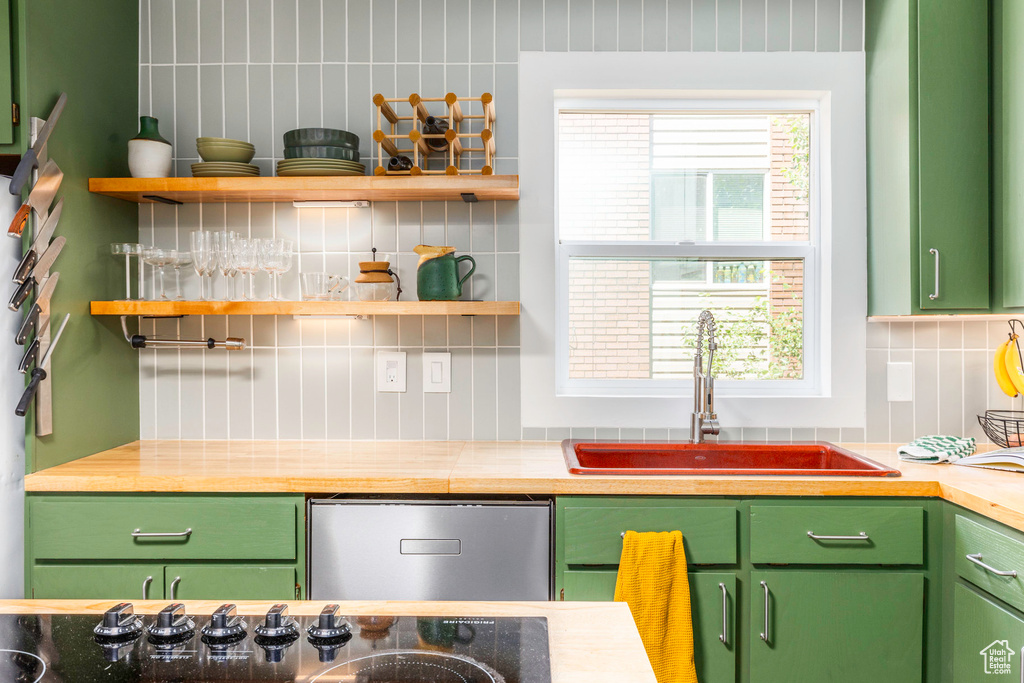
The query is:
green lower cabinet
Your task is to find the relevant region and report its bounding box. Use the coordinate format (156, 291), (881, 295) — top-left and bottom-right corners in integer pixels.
(750, 571), (923, 683)
(164, 565), (295, 600)
(32, 564), (165, 600)
(953, 582), (1024, 680)
(562, 569), (736, 683)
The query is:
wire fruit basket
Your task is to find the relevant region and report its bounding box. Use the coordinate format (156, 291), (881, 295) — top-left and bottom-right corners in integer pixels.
(978, 410), (1024, 447)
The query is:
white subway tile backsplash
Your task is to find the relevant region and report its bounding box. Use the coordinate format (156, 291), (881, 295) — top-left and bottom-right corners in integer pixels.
(141, 0), (866, 442)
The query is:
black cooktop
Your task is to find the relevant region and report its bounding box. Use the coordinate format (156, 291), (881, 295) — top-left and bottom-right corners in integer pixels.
(0, 603), (552, 682)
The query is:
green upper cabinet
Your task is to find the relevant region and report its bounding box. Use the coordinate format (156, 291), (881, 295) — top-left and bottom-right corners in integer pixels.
(995, 0), (1024, 308)
(0, 0), (12, 145)
(866, 0), (990, 314)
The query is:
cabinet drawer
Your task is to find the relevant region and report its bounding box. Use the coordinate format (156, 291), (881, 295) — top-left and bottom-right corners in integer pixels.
(749, 505), (924, 565)
(29, 496), (297, 561)
(31, 564), (165, 600)
(562, 505), (737, 565)
(955, 515), (1024, 612)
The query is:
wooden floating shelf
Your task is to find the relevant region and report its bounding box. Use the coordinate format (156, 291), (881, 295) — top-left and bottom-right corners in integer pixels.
(90, 300), (521, 317)
(88, 175), (519, 203)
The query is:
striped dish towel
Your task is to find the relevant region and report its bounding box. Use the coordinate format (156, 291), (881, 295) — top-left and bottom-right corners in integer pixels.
(898, 435), (976, 464)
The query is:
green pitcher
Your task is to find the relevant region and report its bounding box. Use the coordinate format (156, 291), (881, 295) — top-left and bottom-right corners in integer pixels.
(414, 245), (476, 300)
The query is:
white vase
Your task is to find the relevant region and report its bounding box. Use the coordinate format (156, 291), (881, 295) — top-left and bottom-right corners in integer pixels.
(128, 138), (173, 178)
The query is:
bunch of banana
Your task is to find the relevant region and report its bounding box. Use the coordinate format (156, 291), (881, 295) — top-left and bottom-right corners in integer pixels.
(996, 334), (1024, 397)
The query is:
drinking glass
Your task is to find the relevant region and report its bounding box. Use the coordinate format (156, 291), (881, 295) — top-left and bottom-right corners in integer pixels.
(110, 243), (142, 300)
(214, 231), (238, 300)
(231, 238), (260, 300)
(301, 272), (349, 301)
(259, 239), (294, 300)
(141, 248), (177, 300)
(189, 231), (215, 301)
(170, 251), (193, 300)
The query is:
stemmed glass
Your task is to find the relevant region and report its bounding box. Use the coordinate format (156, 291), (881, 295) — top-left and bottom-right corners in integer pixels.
(214, 231), (238, 300)
(141, 248), (177, 300)
(232, 238), (260, 300)
(170, 251), (193, 300)
(259, 239), (294, 300)
(189, 231), (215, 301)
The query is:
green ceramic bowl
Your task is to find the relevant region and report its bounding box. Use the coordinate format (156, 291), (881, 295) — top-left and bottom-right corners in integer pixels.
(197, 145), (256, 163)
(197, 136), (255, 146)
(283, 145), (360, 161)
(283, 128), (359, 150)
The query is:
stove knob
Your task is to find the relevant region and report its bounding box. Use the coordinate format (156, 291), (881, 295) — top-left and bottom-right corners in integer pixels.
(254, 603), (299, 639)
(201, 603), (246, 640)
(147, 603), (195, 641)
(93, 602), (144, 641)
(307, 604), (351, 640)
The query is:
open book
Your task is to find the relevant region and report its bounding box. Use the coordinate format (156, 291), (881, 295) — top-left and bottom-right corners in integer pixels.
(954, 448), (1024, 473)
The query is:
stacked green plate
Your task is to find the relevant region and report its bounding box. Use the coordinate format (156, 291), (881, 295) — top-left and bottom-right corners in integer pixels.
(276, 158), (366, 177)
(192, 161), (260, 177)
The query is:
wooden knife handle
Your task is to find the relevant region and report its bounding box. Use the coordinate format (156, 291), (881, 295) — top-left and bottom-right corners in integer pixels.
(7, 204), (30, 239)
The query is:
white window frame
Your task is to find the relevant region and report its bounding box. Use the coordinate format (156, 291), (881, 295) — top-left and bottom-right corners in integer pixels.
(519, 52), (867, 430)
(555, 100), (821, 398)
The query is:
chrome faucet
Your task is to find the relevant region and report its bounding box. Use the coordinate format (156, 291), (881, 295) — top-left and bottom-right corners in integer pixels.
(690, 310), (720, 443)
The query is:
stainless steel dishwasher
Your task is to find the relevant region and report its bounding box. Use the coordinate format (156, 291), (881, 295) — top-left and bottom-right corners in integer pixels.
(308, 495), (553, 601)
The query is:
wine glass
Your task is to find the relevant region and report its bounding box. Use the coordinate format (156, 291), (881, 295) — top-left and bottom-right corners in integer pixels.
(189, 231), (215, 301)
(231, 238), (259, 300)
(141, 248), (177, 300)
(259, 238), (294, 300)
(214, 231), (238, 300)
(170, 251), (193, 300)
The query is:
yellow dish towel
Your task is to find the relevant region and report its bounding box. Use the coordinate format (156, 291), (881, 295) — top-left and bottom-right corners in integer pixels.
(614, 530), (698, 683)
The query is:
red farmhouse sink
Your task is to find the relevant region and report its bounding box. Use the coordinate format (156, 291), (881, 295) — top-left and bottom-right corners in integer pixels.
(562, 441), (900, 477)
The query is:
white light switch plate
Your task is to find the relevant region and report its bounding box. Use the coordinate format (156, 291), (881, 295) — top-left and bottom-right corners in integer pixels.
(887, 362), (913, 402)
(423, 352), (452, 393)
(377, 351), (407, 392)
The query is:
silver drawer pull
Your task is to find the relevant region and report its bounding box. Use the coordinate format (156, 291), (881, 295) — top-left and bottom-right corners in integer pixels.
(759, 581), (770, 643)
(719, 582), (728, 645)
(928, 248), (940, 300)
(966, 553), (1018, 578)
(169, 576), (181, 600)
(132, 528), (192, 539)
(807, 531), (869, 541)
(142, 575), (153, 600)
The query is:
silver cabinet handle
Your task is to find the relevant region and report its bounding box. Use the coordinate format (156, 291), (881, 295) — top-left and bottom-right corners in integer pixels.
(759, 581), (770, 643)
(718, 582), (728, 645)
(142, 575), (153, 600)
(928, 248), (940, 300)
(966, 553), (1018, 578)
(807, 531), (870, 541)
(169, 576), (181, 600)
(132, 528), (192, 539)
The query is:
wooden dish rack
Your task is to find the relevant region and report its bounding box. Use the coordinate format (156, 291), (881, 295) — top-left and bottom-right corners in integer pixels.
(372, 92), (496, 176)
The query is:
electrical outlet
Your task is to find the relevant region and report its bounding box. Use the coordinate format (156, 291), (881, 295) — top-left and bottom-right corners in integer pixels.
(377, 351), (407, 392)
(423, 352), (452, 393)
(886, 362), (913, 402)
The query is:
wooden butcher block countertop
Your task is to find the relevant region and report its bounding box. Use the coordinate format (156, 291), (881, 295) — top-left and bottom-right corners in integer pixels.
(23, 439), (1024, 531)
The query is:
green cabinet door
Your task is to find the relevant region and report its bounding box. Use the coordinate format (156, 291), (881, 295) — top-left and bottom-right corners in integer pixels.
(31, 564), (164, 600)
(0, 0), (12, 145)
(562, 570), (736, 683)
(750, 571), (923, 683)
(165, 565), (296, 601)
(953, 582), (1024, 680)
(917, 0), (989, 310)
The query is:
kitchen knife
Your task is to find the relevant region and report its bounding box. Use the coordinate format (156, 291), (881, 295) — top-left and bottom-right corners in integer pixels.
(16, 313), (69, 417)
(17, 338), (38, 374)
(7, 159), (62, 239)
(8, 92), (67, 196)
(8, 237), (65, 312)
(15, 272), (58, 345)
(13, 198), (63, 284)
